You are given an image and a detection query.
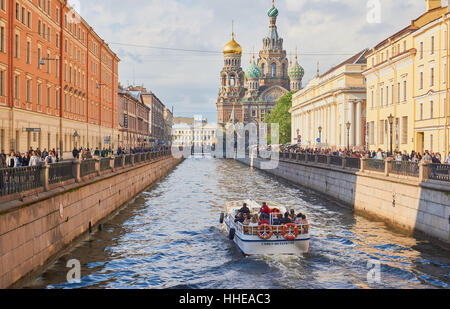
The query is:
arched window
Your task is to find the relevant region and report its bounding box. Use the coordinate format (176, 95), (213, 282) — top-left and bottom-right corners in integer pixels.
(282, 63), (286, 78)
(261, 63), (265, 75)
(230, 75), (235, 87)
(272, 63), (276, 77)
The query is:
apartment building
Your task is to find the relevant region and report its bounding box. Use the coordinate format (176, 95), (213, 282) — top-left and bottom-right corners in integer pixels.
(0, 0), (119, 157)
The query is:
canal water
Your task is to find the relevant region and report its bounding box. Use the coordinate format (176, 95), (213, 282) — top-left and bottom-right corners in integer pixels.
(21, 157), (449, 289)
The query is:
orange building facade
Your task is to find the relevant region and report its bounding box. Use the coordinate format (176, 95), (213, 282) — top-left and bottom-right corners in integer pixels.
(0, 0), (119, 157)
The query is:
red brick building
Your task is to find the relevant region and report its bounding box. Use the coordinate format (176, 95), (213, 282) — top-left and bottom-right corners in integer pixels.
(0, 0), (119, 157)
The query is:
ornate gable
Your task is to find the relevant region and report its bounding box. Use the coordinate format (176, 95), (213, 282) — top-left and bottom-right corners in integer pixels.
(259, 85), (289, 103)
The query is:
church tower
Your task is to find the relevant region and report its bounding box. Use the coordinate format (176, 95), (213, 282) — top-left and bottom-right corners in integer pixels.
(288, 49), (305, 91)
(217, 24), (245, 124)
(257, 0), (290, 90)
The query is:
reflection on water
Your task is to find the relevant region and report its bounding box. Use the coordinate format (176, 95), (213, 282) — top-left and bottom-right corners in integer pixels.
(21, 157), (449, 289)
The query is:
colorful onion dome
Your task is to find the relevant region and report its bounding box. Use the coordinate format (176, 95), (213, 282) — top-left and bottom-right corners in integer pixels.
(289, 59), (305, 80)
(267, 1), (279, 18)
(246, 60), (262, 80)
(223, 33), (242, 55)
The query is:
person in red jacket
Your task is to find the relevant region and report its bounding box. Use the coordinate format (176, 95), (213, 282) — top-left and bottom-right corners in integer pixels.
(259, 217), (270, 225)
(259, 202), (271, 223)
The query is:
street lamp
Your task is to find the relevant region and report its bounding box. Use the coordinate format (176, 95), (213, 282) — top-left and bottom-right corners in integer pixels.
(318, 126), (322, 144)
(346, 121), (351, 151)
(388, 114), (394, 156)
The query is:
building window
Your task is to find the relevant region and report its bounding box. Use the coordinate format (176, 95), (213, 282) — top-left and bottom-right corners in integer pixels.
(26, 41), (31, 64)
(37, 83), (41, 105)
(401, 117), (408, 145)
(15, 34), (19, 58)
(26, 79), (31, 102)
(420, 42), (423, 59)
(0, 25), (4, 53)
(37, 48), (41, 69)
(419, 103), (423, 120)
(380, 87), (383, 107)
(419, 71), (423, 89)
(271, 63), (276, 77)
(0, 70), (4, 96)
(430, 67), (434, 86)
(47, 87), (50, 107)
(403, 80), (407, 102)
(430, 101), (434, 119)
(14, 75), (19, 100)
(430, 36), (434, 55)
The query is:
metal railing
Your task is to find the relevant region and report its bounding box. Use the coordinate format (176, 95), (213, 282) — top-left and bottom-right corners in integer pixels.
(390, 161), (419, 177)
(317, 155), (327, 164)
(307, 154), (316, 163)
(0, 150), (172, 199)
(259, 152), (450, 183)
(0, 166), (42, 196)
(329, 156), (343, 166)
(429, 164), (450, 182)
(346, 157), (361, 170)
(80, 159), (96, 177)
(49, 162), (74, 185)
(100, 158), (111, 172)
(114, 156), (123, 168)
(365, 159), (385, 173)
(125, 155), (132, 166)
(235, 222), (310, 237)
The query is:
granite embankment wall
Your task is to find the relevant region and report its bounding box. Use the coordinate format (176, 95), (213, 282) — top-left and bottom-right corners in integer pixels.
(237, 157), (449, 243)
(0, 155), (182, 288)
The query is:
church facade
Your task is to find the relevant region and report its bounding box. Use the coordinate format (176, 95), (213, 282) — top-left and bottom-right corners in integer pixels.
(216, 1), (305, 126)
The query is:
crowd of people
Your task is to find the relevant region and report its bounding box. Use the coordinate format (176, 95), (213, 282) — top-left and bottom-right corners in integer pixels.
(234, 202), (309, 228)
(0, 145), (170, 169)
(272, 144), (450, 165)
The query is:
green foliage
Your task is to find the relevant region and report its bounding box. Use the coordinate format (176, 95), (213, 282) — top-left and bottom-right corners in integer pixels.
(264, 91), (296, 145)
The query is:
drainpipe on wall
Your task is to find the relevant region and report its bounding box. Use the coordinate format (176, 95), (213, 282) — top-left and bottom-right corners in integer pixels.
(446, 8), (449, 153)
(8, 0), (14, 152)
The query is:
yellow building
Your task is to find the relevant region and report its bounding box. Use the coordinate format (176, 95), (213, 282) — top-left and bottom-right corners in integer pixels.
(364, 1), (449, 154)
(290, 50), (368, 149)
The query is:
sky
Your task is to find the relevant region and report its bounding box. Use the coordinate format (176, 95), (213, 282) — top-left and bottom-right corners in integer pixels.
(74, 0), (436, 123)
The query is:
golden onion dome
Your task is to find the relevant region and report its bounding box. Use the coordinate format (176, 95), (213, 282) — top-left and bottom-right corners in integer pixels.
(223, 33), (242, 55)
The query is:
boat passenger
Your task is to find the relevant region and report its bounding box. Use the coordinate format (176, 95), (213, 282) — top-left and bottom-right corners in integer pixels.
(249, 215), (259, 227)
(273, 214), (283, 226)
(238, 203), (251, 217)
(301, 215), (309, 234)
(295, 213), (304, 225)
(289, 209), (296, 221)
(259, 216), (270, 226)
(259, 202), (271, 218)
(280, 212), (292, 224)
(242, 213), (251, 225)
(301, 215), (308, 225)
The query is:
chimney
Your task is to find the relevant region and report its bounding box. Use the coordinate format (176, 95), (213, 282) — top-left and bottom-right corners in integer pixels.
(426, 0), (441, 12)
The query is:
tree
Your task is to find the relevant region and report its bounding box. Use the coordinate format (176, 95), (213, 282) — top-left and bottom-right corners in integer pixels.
(264, 91), (295, 145)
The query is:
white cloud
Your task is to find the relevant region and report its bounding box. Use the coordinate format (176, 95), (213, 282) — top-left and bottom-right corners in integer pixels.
(79, 0), (428, 122)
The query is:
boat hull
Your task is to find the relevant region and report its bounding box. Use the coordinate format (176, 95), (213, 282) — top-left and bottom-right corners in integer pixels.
(224, 218), (310, 256)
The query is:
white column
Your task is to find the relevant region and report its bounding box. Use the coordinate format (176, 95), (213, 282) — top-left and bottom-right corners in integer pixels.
(349, 101), (355, 146)
(327, 105), (331, 144)
(356, 101), (362, 146)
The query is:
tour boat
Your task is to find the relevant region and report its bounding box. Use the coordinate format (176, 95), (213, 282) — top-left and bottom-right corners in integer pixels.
(220, 200), (310, 256)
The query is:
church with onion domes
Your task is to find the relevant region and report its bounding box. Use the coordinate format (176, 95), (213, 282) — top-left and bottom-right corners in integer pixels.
(216, 0), (304, 125)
